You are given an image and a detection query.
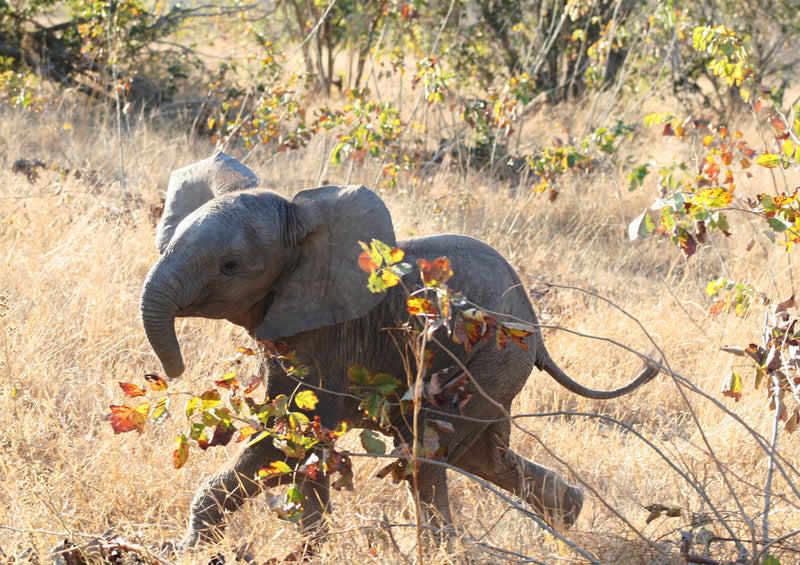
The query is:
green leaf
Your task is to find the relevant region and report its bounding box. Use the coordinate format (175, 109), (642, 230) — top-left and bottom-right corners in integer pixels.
(150, 396), (169, 423)
(294, 390), (318, 411)
(373, 373), (401, 395)
(348, 365), (371, 385)
(289, 411), (310, 429)
(286, 486), (304, 504)
(360, 429), (387, 454)
(627, 163), (650, 191)
(767, 216), (792, 232)
(273, 394), (289, 415)
(628, 212), (655, 240)
(173, 434), (189, 469)
(275, 487), (304, 523)
(359, 393), (383, 421)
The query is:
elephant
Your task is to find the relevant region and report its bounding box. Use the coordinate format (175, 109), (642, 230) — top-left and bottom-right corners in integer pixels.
(140, 151), (658, 548)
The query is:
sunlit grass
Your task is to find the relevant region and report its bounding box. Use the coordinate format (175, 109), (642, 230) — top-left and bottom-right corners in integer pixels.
(0, 94), (797, 564)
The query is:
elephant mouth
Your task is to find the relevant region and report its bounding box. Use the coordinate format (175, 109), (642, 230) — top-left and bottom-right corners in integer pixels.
(225, 289), (276, 337)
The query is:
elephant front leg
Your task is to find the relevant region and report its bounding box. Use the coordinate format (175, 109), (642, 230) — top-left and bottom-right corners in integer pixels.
(297, 472), (331, 534)
(180, 437), (332, 550)
(181, 465), (264, 548)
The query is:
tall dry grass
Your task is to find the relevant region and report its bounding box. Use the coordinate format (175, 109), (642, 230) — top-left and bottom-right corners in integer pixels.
(0, 91), (797, 565)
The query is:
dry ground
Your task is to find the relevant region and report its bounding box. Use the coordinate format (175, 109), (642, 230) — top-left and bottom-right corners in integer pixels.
(0, 96), (797, 564)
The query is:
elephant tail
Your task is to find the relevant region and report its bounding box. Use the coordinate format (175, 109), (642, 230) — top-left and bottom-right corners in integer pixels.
(535, 347), (659, 400)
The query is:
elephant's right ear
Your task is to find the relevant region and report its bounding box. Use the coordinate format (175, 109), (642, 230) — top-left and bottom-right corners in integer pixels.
(155, 151), (259, 254)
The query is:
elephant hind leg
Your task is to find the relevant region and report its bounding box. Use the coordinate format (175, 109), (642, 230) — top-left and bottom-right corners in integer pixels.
(411, 463), (452, 529)
(406, 463), (455, 550)
(454, 424), (583, 530)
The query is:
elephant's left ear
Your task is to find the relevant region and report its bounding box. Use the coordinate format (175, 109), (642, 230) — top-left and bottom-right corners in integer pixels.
(256, 185), (396, 341)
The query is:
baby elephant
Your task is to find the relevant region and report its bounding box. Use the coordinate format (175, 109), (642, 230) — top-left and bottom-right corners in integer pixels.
(140, 152), (658, 547)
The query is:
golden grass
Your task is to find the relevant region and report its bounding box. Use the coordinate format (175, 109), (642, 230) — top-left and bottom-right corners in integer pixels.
(0, 94), (798, 565)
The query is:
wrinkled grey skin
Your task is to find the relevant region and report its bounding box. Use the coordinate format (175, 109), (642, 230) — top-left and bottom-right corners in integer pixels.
(140, 153), (658, 548)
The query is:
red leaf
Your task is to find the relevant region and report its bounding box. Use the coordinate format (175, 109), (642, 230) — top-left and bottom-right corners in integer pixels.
(243, 374), (264, 394)
(453, 389), (474, 409)
(417, 257), (453, 287)
(208, 423), (235, 448)
(442, 373), (468, 394)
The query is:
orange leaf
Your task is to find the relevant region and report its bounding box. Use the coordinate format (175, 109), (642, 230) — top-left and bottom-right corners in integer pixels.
(236, 425), (259, 442)
(243, 374), (264, 394)
(358, 251), (379, 273)
(118, 382), (145, 398)
(499, 322), (533, 352)
(107, 403), (150, 434)
(407, 297), (436, 317)
(144, 373), (168, 391)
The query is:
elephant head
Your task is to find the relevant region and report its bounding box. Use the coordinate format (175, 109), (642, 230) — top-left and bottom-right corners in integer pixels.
(141, 154), (396, 378)
(155, 151), (260, 254)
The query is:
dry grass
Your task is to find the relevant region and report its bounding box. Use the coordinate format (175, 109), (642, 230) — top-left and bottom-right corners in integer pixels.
(0, 91), (798, 565)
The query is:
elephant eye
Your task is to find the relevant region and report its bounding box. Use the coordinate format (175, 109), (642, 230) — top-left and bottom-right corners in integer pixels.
(220, 259), (239, 275)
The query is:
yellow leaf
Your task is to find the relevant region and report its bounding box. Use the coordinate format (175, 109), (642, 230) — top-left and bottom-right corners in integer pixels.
(757, 153), (780, 168)
(783, 139), (794, 158)
(693, 187), (733, 208)
(380, 269), (400, 287)
(294, 390), (318, 411)
(721, 371), (742, 402)
(389, 248), (405, 263)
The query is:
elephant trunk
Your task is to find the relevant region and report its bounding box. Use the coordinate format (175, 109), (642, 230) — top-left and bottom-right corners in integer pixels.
(140, 260), (189, 379)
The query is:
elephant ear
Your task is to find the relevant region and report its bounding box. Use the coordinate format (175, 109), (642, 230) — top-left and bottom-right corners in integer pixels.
(256, 185), (396, 341)
(155, 151), (259, 253)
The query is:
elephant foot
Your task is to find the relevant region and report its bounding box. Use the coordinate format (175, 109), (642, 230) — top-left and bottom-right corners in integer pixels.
(551, 484), (583, 529)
